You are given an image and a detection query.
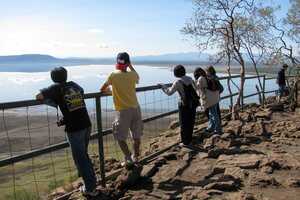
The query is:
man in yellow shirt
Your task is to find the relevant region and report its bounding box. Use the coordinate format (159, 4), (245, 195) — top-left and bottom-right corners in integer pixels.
(101, 52), (143, 165)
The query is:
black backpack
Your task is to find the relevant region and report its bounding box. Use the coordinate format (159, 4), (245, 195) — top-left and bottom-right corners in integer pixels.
(206, 77), (224, 93)
(179, 80), (200, 108)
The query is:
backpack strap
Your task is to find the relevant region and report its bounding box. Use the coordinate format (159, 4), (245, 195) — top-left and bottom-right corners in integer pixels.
(56, 82), (66, 121)
(177, 79), (186, 101)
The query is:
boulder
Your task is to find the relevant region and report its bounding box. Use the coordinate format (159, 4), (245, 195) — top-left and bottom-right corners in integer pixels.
(215, 154), (264, 170)
(162, 152), (178, 161)
(203, 180), (239, 191)
(239, 112), (254, 122)
(183, 187), (223, 200)
(224, 120), (243, 135)
(182, 187), (210, 200)
(255, 110), (272, 120)
(168, 121), (179, 130)
(286, 178), (300, 187)
(115, 165), (143, 190)
(208, 146), (265, 159)
(203, 134), (232, 150)
(249, 173), (280, 187)
(267, 103), (284, 112)
(141, 164), (159, 178)
(260, 153), (300, 170)
(224, 167), (247, 181)
(235, 192), (257, 200)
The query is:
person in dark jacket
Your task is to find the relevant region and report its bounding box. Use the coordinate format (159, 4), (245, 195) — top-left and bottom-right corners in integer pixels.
(159, 65), (199, 146)
(276, 64), (288, 102)
(36, 67), (98, 197)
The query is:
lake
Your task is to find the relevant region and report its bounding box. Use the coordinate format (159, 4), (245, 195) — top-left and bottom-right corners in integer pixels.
(0, 64), (279, 157)
(0, 64), (278, 109)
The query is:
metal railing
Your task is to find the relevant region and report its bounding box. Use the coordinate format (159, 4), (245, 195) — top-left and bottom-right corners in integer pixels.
(0, 74), (287, 199)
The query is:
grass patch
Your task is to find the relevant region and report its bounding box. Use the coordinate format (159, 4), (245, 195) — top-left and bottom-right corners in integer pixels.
(5, 189), (40, 200)
(0, 114), (177, 200)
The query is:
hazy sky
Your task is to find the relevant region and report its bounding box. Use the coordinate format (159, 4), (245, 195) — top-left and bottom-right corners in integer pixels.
(0, 0), (290, 58)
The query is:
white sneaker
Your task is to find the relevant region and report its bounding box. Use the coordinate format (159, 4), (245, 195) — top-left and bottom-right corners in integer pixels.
(121, 155), (134, 167)
(131, 154), (139, 163)
(80, 186), (99, 197)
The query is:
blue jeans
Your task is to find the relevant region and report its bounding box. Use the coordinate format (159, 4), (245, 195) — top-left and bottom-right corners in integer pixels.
(67, 127), (96, 192)
(277, 85), (287, 97)
(208, 104), (222, 133)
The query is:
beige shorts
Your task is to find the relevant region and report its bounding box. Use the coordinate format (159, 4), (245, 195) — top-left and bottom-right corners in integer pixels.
(112, 107), (143, 141)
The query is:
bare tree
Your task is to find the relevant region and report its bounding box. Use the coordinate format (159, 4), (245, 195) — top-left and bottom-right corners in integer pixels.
(286, 0), (300, 45)
(262, 3), (300, 68)
(182, 0), (275, 115)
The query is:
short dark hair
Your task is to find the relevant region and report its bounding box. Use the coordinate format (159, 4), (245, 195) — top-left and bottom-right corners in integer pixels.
(51, 67), (67, 83)
(117, 52), (131, 64)
(206, 65), (216, 76)
(173, 65), (186, 78)
(194, 67), (206, 80)
(283, 64), (288, 69)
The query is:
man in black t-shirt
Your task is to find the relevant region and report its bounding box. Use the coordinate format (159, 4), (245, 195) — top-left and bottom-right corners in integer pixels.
(36, 67), (98, 197)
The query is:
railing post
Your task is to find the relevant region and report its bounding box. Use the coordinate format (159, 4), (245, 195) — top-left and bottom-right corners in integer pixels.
(95, 96), (106, 187)
(262, 75), (266, 106)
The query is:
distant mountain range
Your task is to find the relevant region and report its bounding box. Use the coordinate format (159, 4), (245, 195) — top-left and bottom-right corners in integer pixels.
(0, 52), (212, 72)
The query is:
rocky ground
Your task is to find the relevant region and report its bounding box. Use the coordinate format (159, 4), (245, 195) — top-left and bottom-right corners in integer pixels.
(54, 97), (300, 200)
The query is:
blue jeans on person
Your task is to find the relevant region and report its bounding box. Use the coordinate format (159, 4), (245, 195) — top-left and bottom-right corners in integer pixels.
(277, 85), (287, 97)
(207, 104), (222, 133)
(67, 127), (97, 192)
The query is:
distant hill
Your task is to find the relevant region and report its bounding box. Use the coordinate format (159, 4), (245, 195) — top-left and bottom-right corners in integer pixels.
(0, 54), (61, 63)
(0, 52), (212, 72)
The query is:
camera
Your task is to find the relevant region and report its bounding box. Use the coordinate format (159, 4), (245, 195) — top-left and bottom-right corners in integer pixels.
(57, 118), (65, 127)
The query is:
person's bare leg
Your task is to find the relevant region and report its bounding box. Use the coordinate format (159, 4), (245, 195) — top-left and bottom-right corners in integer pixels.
(133, 139), (141, 161)
(118, 140), (131, 159)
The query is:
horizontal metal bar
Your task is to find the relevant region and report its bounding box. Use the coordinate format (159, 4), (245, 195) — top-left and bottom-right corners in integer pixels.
(264, 90), (277, 94)
(0, 87), (268, 167)
(0, 73), (277, 109)
(243, 92), (261, 99)
(0, 100), (43, 110)
(244, 75), (264, 80)
(220, 92), (239, 100)
(265, 75), (295, 80)
(0, 73), (277, 167)
(0, 141), (70, 167)
(0, 84), (173, 110)
(265, 77), (276, 80)
(0, 109), (177, 167)
(219, 75), (241, 80)
(142, 109), (178, 123)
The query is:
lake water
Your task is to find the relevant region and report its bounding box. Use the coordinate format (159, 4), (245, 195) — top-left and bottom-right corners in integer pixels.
(0, 64), (278, 109)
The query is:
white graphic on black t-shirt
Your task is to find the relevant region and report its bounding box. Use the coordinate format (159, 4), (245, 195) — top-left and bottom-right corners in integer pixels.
(63, 87), (85, 112)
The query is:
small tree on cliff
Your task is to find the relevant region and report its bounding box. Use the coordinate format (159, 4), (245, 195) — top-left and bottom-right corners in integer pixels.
(182, 0), (275, 116)
(263, 1), (300, 68)
(286, 0), (300, 46)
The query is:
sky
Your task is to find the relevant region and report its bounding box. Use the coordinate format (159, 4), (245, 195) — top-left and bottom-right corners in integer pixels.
(0, 0), (291, 58)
